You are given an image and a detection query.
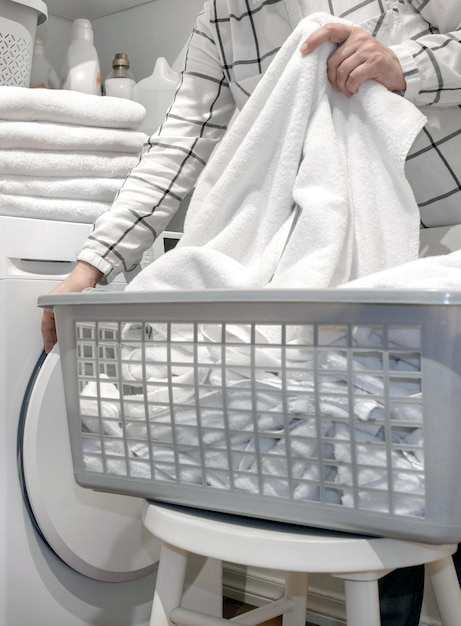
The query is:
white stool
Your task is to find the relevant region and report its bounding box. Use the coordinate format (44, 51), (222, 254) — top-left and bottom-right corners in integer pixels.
(142, 501), (461, 626)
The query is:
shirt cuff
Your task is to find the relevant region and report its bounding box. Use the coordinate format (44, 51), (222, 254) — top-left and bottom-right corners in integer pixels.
(77, 250), (115, 285)
(390, 43), (421, 103)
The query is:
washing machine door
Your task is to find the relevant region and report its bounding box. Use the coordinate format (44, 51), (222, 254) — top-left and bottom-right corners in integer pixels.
(20, 348), (159, 582)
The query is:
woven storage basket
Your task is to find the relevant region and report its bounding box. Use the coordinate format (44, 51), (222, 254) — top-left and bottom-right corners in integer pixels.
(0, 0), (47, 86)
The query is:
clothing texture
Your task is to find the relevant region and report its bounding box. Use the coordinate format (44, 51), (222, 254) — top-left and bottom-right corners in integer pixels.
(126, 13), (425, 293)
(0, 85), (146, 129)
(0, 120), (146, 153)
(0, 86), (146, 223)
(0, 193), (111, 223)
(77, 0), (461, 281)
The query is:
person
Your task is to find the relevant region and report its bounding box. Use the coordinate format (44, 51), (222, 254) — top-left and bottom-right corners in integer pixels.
(42, 1), (461, 352)
(41, 2), (461, 623)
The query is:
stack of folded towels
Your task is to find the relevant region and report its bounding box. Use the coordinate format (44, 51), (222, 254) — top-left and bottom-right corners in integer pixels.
(0, 86), (147, 222)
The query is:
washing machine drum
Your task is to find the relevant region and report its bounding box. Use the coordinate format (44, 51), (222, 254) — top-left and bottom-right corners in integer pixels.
(19, 348), (159, 582)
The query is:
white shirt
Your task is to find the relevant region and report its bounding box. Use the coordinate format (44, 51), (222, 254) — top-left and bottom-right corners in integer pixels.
(79, 0), (461, 281)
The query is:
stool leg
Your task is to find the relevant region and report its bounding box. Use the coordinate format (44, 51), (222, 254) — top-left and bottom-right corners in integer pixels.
(337, 574), (382, 626)
(282, 572), (309, 626)
(150, 542), (188, 626)
(182, 556), (223, 618)
(426, 556), (461, 626)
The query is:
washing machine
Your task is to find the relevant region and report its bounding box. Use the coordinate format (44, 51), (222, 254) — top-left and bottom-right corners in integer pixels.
(0, 211), (222, 626)
(0, 214), (159, 626)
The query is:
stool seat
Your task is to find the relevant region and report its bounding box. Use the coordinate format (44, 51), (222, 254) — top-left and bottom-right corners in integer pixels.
(143, 501), (461, 626)
(143, 502), (455, 574)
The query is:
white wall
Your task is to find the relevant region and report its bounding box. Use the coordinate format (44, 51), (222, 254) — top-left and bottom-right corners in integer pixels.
(92, 0), (204, 81)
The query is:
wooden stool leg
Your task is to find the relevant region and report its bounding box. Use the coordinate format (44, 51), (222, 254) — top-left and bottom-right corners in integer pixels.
(336, 573), (382, 626)
(426, 556), (461, 626)
(150, 542), (188, 626)
(282, 572), (309, 626)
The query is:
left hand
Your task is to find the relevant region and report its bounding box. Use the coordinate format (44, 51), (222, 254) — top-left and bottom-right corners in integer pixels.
(300, 23), (406, 97)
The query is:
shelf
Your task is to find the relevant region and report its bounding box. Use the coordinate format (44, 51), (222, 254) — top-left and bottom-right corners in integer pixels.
(45, 0), (154, 21)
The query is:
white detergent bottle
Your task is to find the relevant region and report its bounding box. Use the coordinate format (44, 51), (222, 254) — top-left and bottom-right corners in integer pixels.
(133, 57), (180, 134)
(62, 19), (101, 95)
(30, 37), (60, 89)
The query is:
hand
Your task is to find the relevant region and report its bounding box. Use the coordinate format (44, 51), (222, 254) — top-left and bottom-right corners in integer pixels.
(41, 261), (103, 354)
(300, 23), (406, 97)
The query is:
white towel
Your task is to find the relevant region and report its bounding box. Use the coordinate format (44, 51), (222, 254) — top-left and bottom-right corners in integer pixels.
(341, 249), (461, 290)
(0, 193), (110, 223)
(126, 13), (426, 294)
(0, 174), (124, 202)
(0, 120), (147, 153)
(82, 306), (426, 512)
(334, 423), (425, 517)
(0, 149), (139, 178)
(0, 86), (146, 129)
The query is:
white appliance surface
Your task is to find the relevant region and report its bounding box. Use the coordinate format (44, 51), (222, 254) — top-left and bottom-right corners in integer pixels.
(0, 215), (159, 626)
(22, 349), (157, 582)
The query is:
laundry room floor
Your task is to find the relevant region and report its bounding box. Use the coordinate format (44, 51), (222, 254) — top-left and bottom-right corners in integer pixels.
(223, 597), (315, 625)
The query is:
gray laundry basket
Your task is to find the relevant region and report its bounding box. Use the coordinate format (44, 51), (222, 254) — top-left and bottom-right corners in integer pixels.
(39, 288), (461, 544)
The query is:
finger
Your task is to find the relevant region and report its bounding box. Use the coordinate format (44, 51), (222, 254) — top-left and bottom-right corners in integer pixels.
(41, 309), (57, 354)
(328, 53), (366, 95)
(300, 23), (353, 54)
(343, 62), (374, 95)
(43, 330), (57, 354)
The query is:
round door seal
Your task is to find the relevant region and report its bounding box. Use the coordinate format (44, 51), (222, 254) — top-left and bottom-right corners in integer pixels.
(20, 348), (159, 582)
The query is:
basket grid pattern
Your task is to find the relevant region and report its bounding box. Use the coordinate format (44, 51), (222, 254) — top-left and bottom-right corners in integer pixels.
(73, 317), (426, 520)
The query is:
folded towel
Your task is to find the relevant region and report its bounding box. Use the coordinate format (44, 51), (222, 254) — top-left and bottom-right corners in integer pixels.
(0, 149), (139, 178)
(126, 12), (426, 294)
(0, 86), (146, 129)
(0, 174), (124, 202)
(0, 120), (147, 153)
(0, 192), (110, 222)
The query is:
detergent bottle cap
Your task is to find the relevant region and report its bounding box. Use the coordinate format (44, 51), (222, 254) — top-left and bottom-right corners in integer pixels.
(72, 18), (94, 43)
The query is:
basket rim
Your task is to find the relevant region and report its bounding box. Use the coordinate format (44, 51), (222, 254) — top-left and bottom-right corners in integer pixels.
(39, 287), (461, 309)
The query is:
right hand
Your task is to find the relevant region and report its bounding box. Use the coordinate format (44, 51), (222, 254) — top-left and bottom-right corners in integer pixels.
(41, 261), (103, 354)
(300, 23), (406, 96)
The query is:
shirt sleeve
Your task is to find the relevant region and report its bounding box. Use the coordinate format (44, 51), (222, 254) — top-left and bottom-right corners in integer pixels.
(390, 1), (461, 106)
(77, 3), (236, 282)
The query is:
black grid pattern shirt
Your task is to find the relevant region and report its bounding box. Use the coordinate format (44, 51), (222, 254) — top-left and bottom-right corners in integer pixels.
(79, 0), (461, 281)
